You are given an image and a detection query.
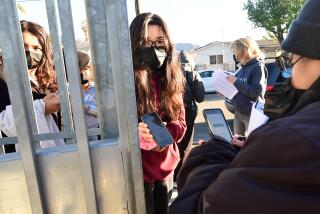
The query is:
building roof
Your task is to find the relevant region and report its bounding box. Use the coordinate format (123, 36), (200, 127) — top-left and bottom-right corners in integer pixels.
(196, 39), (280, 52)
(256, 39), (280, 48)
(196, 41), (232, 52)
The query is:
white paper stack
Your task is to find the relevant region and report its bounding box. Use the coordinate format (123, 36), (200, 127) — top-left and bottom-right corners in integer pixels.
(247, 102), (269, 135)
(212, 70), (238, 99)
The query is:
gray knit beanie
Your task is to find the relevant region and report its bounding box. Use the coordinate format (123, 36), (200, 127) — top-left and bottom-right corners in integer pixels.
(281, 0), (320, 59)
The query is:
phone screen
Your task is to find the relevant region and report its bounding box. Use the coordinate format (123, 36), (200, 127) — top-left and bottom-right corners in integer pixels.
(141, 112), (174, 148)
(204, 109), (233, 143)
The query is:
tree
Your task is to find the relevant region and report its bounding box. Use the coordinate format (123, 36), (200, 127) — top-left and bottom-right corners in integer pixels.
(244, 0), (305, 43)
(81, 20), (89, 42)
(17, 3), (27, 14)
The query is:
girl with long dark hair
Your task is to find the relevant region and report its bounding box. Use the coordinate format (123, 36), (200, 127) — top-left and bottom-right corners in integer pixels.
(130, 13), (186, 214)
(0, 20), (63, 153)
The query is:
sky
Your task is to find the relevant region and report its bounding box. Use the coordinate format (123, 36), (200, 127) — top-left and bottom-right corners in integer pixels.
(129, 0), (268, 46)
(17, 0), (268, 47)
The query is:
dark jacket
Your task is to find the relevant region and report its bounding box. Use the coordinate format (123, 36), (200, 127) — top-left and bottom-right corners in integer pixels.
(0, 79), (10, 112)
(170, 78), (320, 214)
(183, 70), (205, 125)
(233, 58), (266, 114)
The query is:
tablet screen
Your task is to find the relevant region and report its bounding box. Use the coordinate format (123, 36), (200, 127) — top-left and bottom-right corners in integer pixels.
(205, 110), (232, 143)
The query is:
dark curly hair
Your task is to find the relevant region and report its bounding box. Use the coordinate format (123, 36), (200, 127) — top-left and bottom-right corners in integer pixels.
(21, 20), (57, 92)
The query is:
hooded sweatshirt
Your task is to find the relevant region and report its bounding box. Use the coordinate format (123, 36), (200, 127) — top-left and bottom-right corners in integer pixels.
(233, 58), (266, 114)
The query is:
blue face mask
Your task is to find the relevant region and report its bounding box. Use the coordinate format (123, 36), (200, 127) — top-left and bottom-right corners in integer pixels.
(142, 47), (167, 70)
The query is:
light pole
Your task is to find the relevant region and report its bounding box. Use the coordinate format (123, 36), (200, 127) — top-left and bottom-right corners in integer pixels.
(135, 0), (141, 15)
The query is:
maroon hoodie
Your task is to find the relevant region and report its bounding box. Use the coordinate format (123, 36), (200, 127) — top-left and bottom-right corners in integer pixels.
(140, 73), (186, 183)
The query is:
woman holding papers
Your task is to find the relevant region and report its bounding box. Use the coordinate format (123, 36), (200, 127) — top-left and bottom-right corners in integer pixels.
(227, 37), (266, 136)
(170, 1), (320, 213)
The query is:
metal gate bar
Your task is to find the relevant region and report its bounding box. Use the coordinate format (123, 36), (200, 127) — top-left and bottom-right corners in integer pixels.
(85, 0), (117, 139)
(0, 0), (146, 213)
(85, 0), (146, 212)
(0, 1), (46, 213)
(45, 0), (75, 145)
(57, 0), (98, 212)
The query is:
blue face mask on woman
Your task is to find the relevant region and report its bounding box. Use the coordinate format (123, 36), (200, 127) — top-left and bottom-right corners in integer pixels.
(142, 47), (167, 70)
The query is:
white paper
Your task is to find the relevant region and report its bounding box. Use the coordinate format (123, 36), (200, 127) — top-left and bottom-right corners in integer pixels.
(248, 103), (269, 135)
(212, 70), (238, 99)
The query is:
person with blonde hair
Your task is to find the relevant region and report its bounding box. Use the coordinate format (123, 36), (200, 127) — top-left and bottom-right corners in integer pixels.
(170, 0), (320, 213)
(227, 37), (266, 138)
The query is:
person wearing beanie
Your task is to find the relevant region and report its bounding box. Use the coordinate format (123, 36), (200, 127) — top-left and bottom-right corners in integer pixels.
(78, 51), (99, 139)
(170, 0), (320, 213)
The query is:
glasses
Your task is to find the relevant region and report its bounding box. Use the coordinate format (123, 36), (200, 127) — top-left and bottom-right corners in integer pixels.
(288, 53), (303, 67)
(144, 40), (165, 48)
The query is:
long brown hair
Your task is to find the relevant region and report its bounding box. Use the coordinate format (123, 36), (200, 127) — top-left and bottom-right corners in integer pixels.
(130, 13), (184, 120)
(21, 20), (57, 92)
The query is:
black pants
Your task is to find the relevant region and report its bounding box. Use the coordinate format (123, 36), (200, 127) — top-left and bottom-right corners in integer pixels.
(174, 124), (194, 181)
(144, 176), (173, 214)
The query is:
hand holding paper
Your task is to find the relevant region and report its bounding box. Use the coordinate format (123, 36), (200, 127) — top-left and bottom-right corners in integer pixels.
(226, 76), (237, 84)
(212, 70), (238, 100)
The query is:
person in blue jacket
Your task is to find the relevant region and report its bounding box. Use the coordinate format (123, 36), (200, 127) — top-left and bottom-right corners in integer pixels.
(170, 1), (320, 213)
(227, 37), (266, 136)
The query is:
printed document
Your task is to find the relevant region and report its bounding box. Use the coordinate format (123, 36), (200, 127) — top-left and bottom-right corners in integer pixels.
(247, 102), (269, 135)
(212, 70), (238, 99)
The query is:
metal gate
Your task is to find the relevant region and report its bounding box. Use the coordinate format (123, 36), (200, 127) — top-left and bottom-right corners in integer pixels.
(0, 0), (146, 213)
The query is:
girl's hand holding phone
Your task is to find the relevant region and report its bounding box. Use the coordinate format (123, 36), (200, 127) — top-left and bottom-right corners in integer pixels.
(138, 122), (154, 143)
(138, 122), (168, 152)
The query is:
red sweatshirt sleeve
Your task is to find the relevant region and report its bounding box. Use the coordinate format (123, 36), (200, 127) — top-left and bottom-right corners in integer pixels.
(166, 93), (186, 143)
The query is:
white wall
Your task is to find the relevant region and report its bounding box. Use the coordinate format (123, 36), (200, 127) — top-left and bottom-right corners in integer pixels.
(195, 43), (235, 72)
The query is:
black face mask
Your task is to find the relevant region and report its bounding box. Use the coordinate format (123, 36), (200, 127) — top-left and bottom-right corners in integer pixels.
(142, 47), (167, 70)
(233, 54), (240, 64)
(80, 73), (89, 85)
(25, 50), (42, 69)
(264, 78), (307, 120)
